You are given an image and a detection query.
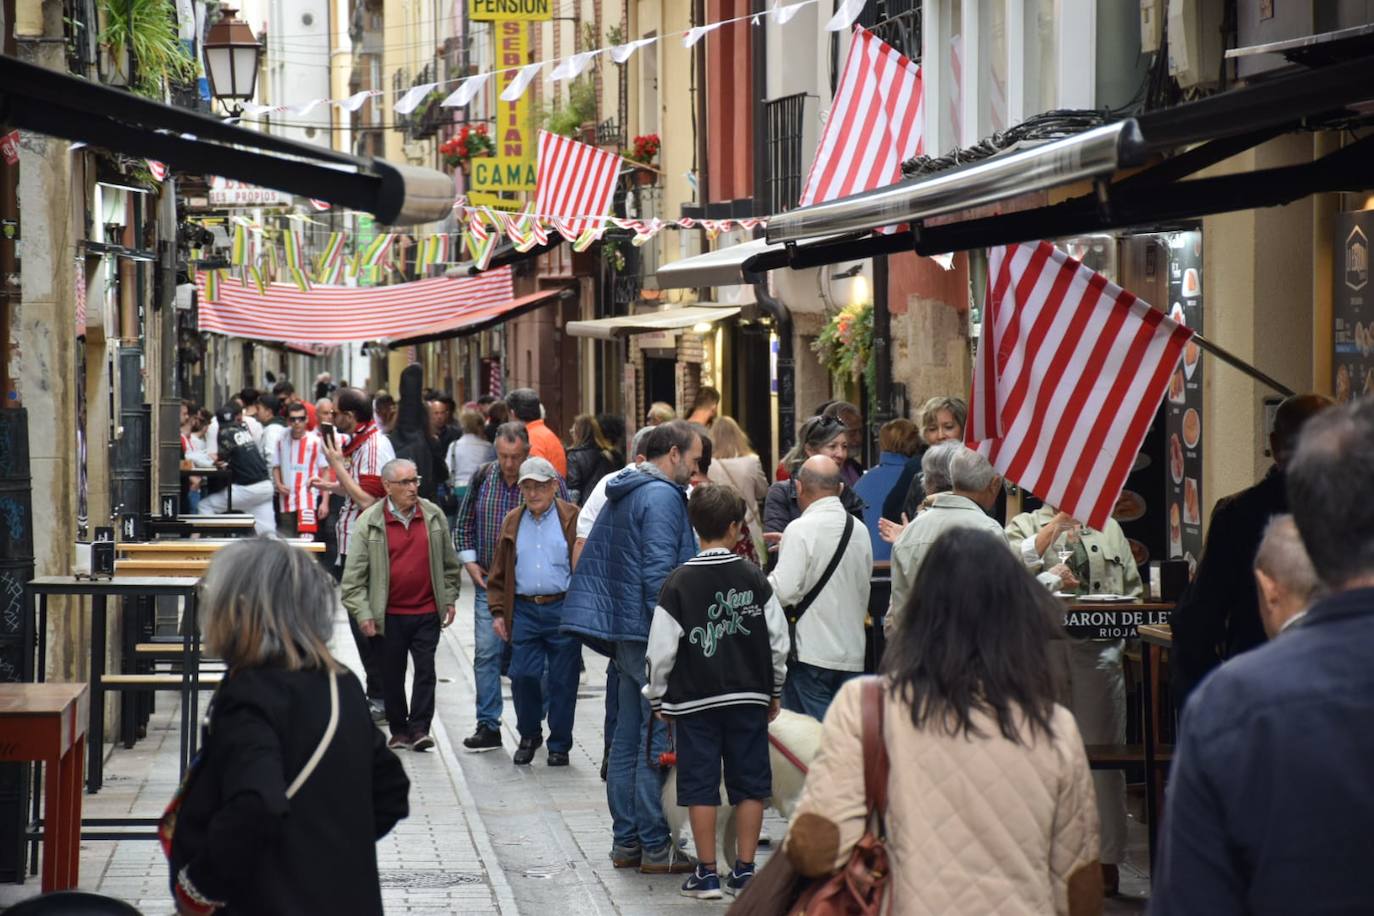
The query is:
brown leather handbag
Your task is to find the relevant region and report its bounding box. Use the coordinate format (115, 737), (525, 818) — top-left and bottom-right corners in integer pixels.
(728, 677), (891, 916)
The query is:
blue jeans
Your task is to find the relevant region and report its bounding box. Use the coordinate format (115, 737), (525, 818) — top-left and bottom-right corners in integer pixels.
(472, 586), (504, 731)
(509, 598), (581, 753)
(608, 640), (670, 851)
(782, 661), (860, 721)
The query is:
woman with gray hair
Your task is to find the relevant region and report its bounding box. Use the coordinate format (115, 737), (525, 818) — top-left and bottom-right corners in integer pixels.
(164, 538), (410, 916)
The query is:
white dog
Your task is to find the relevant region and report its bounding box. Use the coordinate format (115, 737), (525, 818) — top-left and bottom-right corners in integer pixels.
(662, 708), (823, 864)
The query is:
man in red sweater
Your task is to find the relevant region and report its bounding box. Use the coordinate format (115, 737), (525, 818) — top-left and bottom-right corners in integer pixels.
(341, 458), (463, 751)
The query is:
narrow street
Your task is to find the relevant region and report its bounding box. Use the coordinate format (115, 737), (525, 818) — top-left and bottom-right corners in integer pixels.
(0, 586), (1153, 913)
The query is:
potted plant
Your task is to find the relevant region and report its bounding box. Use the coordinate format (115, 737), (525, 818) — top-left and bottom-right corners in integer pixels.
(440, 124), (495, 171)
(626, 133), (660, 186)
(98, 0), (198, 98)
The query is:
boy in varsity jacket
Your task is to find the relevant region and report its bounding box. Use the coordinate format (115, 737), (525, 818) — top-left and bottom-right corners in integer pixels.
(643, 484), (790, 900)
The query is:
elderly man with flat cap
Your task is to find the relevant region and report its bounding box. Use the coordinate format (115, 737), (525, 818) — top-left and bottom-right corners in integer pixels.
(1171, 393), (1332, 702)
(487, 457), (582, 766)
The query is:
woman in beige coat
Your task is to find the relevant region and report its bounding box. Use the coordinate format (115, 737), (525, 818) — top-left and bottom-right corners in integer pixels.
(705, 416), (769, 557)
(784, 527), (1103, 916)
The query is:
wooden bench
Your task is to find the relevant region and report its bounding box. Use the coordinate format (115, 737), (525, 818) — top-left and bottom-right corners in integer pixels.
(100, 673), (222, 689)
(114, 559), (209, 577)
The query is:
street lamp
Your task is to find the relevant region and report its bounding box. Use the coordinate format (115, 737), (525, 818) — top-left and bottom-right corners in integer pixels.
(203, 7), (262, 115)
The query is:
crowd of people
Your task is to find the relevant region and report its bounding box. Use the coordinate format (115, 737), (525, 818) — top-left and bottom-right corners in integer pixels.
(172, 373), (1374, 915)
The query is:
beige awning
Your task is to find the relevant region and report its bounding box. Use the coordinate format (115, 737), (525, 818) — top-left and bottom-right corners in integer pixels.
(566, 306), (741, 340)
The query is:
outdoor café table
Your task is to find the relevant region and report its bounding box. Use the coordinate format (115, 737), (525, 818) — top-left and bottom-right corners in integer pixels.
(1062, 598), (1174, 866)
(25, 576), (202, 797)
(0, 682), (87, 890)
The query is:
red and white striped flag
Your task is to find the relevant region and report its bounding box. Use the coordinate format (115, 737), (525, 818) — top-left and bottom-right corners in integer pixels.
(966, 242), (1193, 531)
(534, 130), (622, 236)
(798, 27), (923, 207)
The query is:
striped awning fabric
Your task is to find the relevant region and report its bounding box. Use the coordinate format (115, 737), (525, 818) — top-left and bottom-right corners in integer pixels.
(195, 266), (514, 345)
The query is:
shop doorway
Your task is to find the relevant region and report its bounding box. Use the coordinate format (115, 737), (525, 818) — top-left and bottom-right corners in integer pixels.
(643, 355), (676, 422)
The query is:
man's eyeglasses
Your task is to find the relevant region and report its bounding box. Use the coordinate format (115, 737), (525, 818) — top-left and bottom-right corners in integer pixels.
(387, 477), (421, 487)
(288, 416), (308, 423)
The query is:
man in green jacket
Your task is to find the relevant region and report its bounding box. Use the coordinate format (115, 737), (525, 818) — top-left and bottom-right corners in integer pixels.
(342, 458), (463, 751)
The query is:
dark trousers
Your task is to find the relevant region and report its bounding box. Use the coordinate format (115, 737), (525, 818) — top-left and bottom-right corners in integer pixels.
(510, 598), (581, 753)
(383, 611), (440, 738)
(333, 556), (385, 700)
(604, 660), (619, 751)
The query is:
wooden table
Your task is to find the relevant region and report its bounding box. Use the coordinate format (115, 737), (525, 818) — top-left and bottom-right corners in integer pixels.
(26, 576), (202, 796)
(0, 683), (88, 890)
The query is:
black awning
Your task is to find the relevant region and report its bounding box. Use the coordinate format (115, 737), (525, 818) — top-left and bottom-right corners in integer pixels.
(762, 51), (1374, 259)
(0, 55), (451, 225)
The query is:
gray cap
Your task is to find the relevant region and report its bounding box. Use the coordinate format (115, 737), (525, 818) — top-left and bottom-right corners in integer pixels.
(517, 456), (559, 484)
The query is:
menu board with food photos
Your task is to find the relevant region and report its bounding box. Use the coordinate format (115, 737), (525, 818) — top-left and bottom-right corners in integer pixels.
(1164, 230), (1204, 570)
(1334, 210), (1374, 405)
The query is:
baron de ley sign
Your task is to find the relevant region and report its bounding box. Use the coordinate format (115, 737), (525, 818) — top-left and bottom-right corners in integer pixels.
(467, 0), (551, 20)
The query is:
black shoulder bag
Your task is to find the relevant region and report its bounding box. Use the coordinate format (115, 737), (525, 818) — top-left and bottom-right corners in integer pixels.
(785, 514), (855, 663)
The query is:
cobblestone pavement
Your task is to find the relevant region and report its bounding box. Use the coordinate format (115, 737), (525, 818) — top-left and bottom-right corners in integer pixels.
(0, 587), (1152, 913)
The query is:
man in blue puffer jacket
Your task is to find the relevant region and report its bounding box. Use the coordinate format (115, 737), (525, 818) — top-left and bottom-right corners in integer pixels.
(563, 420), (702, 874)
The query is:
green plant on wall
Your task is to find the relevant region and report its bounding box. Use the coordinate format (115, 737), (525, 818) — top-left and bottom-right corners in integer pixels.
(99, 0), (197, 97)
(542, 78), (597, 138)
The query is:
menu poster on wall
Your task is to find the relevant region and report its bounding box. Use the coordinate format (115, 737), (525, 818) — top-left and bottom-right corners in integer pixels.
(1333, 210), (1374, 405)
(1164, 230), (1204, 570)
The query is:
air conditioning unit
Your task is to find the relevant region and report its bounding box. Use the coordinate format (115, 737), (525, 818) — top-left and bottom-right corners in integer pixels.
(1167, 0), (1226, 89)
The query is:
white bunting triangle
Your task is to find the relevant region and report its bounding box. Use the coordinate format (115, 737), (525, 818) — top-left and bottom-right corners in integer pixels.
(394, 82), (439, 115)
(551, 50), (599, 82)
(683, 22), (726, 47)
(771, 1), (810, 25)
(825, 0), (866, 31)
(501, 62), (543, 102)
(442, 74), (490, 108)
(336, 90), (375, 112)
(610, 37), (656, 63)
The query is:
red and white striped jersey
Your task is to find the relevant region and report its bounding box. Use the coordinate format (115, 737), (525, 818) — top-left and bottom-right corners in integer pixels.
(275, 431), (329, 513)
(335, 424), (396, 559)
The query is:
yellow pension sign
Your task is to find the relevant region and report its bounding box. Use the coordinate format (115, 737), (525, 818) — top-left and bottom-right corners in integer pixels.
(467, 0), (551, 21)
(471, 20), (536, 193)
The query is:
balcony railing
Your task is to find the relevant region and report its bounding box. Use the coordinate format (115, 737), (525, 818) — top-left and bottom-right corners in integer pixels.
(765, 93), (806, 214)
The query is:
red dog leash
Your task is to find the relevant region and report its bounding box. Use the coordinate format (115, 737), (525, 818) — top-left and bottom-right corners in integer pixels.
(769, 734), (810, 776)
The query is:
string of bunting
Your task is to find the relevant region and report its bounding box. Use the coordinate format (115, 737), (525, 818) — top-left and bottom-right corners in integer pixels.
(204, 205), (768, 291)
(237, 0), (867, 120)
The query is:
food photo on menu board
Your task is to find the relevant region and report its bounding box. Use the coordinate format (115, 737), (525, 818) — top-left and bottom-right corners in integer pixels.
(1165, 230), (1204, 571)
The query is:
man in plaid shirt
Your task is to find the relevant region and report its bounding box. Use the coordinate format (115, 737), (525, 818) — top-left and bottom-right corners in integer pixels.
(455, 421), (567, 753)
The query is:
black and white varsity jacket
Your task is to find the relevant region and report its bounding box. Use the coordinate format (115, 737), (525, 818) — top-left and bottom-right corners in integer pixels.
(643, 548), (790, 715)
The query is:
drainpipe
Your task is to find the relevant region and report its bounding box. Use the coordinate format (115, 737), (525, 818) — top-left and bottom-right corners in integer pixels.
(750, 0), (794, 458)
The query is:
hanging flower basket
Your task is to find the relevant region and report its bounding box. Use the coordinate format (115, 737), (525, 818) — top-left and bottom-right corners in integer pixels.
(812, 301), (876, 398)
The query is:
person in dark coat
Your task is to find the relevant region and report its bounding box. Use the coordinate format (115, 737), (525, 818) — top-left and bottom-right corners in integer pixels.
(167, 538), (409, 916)
(564, 413), (622, 505)
(388, 364), (438, 502)
(1169, 393), (1332, 703)
(764, 416), (865, 554)
(1153, 396), (1374, 915)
